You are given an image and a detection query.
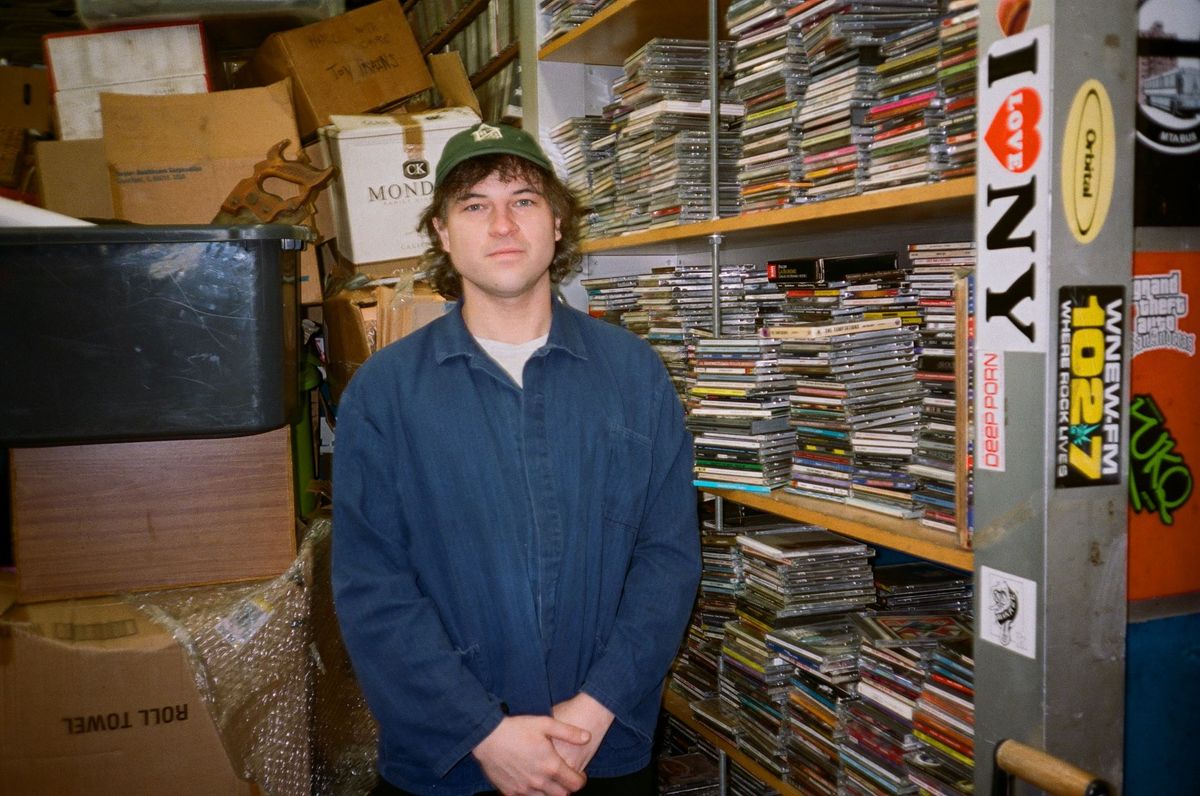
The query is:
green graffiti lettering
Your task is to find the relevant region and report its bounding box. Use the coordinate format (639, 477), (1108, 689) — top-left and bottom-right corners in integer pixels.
(1128, 394), (1193, 525)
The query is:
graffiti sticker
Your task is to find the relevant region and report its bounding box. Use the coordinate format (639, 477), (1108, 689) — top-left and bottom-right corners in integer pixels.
(1129, 394), (1193, 525)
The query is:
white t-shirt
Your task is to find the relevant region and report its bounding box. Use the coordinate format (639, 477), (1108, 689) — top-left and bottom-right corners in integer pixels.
(473, 333), (548, 388)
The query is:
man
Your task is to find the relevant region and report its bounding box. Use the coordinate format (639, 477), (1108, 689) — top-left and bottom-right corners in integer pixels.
(332, 121), (700, 796)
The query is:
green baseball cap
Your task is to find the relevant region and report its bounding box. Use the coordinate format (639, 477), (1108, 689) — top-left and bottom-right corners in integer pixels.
(435, 122), (554, 186)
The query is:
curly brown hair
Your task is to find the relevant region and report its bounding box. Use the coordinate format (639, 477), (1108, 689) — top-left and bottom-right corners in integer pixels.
(417, 153), (585, 300)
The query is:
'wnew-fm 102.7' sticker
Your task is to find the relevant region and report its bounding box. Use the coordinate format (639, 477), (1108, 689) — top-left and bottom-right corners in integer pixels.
(1055, 286), (1126, 488)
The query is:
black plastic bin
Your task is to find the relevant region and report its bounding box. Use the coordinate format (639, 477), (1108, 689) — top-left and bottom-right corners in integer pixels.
(0, 224), (312, 445)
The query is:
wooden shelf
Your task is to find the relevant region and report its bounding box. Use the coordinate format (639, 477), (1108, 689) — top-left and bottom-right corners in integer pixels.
(470, 41), (519, 88)
(662, 688), (801, 796)
(538, 0), (732, 65)
(580, 178), (976, 255)
(703, 488), (973, 570)
(421, 0), (491, 56)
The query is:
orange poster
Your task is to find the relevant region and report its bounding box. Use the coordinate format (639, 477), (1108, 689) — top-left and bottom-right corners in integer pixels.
(1129, 251), (1200, 601)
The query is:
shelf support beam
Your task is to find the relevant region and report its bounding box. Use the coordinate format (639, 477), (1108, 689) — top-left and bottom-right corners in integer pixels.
(972, 2), (1135, 791)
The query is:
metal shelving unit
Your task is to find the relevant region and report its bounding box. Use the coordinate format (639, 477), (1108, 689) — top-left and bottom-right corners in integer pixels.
(529, 1), (1137, 792)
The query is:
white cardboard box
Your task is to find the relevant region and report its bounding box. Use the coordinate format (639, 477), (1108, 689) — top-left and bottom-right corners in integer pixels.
(320, 106), (480, 264)
(44, 23), (211, 140)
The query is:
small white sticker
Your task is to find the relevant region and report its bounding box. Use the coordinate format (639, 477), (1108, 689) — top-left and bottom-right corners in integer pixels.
(980, 566), (1037, 659)
(214, 597), (273, 648)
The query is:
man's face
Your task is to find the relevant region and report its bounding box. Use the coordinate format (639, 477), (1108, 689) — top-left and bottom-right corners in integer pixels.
(433, 171), (562, 304)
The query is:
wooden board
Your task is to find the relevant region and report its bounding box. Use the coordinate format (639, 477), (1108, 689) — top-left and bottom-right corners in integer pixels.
(11, 427), (296, 602)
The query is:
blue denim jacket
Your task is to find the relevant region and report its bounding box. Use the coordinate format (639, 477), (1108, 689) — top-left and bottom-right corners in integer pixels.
(332, 298), (700, 795)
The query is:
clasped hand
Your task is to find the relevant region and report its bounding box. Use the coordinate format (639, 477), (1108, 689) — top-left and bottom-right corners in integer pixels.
(472, 694), (615, 796)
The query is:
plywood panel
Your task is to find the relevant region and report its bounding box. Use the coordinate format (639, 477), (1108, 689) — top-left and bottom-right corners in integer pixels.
(12, 428), (296, 602)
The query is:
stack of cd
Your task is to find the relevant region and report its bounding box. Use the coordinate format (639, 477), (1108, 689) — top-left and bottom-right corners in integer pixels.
(768, 251), (902, 326)
(735, 527), (878, 631)
(649, 128), (744, 227)
(766, 614), (862, 686)
(839, 613), (969, 796)
(838, 642), (925, 795)
(726, 0), (812, 211)
(635, 263), (719, 394)
(789, 30), (878, 201)
(730, 760), (783, 796)
(787, 0), (942, 201)
(720, 620), (795, 779)
(906, 637), (975, 796)
(578, 274), (639, 324)
(672, 604), (725, 701)
(587, 130), (619, 235)
(905, 241), (976, 533)
(692, 694), (744, 745)
(715, 261), (773, 338)
(606, 38), (743, 233)
(657, 750), (722, 796)
(937, 2), (979, 179)
(742, 266), (790, 323)
(872, 562), (972, 613)
(766, 616), (862, 794)
(840, 268), (921, 329)
(771, 267), (864, 326)
(672, 514), (785, 701)
(661, 713), (713, 758)
(547, 115), (615, 224)
(687, 337), (795, 493)
(861, 18), (946, 191)
(538, 0), (614, 45)
(840, 270), (925, 518)
(765, 317), (921, 507)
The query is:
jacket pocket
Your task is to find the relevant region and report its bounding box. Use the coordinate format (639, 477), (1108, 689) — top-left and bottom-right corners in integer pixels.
(600, 421), (653, 530)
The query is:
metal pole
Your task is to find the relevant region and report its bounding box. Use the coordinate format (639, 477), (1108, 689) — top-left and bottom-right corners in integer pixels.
(708, 0), (723, 339)
(708, 0), (719, 224)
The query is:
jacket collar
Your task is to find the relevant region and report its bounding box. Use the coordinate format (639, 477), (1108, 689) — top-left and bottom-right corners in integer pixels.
(433, 294), (589, 364)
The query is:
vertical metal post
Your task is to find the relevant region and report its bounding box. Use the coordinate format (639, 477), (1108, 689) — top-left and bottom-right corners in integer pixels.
(972, 1), (1134, 791)
(710, 234), (724, 336)
(708, 0), (723, 339)
(707, 18), (727, 794)
(708, 0), (720, 224)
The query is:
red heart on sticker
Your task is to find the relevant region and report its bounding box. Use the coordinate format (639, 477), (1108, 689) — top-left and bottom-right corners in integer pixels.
(985, 87), (1041, 173)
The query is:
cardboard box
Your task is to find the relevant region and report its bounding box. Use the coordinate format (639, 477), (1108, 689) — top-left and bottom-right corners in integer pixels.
(100, 79), (300, 224)
(323, 279), (448, 400)
(237, 0), (433, 140)
(0, 66), (52, 133)
(99, 82), (323, 308)
(321, 105), (480, 264)
(10, 427), (297, 603)
(34, 138), (115, 219)
(44, 23), (212, 140)
(0, 127), (30, 189)
(0, 597), (255, 795)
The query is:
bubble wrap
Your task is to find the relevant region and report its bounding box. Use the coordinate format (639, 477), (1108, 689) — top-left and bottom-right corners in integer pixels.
(130, 518), (379, 795)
